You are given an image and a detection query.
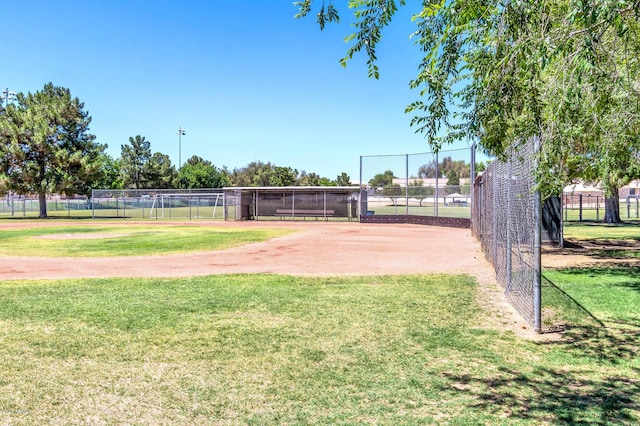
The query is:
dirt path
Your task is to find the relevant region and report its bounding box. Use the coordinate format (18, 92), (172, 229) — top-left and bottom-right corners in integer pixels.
(0, 221), (489, 279)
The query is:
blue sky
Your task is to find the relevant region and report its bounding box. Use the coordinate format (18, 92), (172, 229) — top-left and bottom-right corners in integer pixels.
(4, 1), (478, 182)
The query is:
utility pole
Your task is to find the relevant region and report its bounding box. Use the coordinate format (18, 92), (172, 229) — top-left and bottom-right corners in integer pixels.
(1, 88), (16, 111)
(178, 127), (186, 170)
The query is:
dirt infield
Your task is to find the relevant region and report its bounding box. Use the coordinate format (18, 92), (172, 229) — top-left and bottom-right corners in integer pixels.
(0, 221), (489, 279)
(0, 220), (540, 338)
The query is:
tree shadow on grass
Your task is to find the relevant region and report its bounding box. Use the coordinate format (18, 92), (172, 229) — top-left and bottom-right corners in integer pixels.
(439, 366), (640, 424)
(547, 266), (640, 299)
(455, 271), (639, 423)
(542, 325), (640, 364)
(542, 275), (639, 362)
(548, 237), (640, 262)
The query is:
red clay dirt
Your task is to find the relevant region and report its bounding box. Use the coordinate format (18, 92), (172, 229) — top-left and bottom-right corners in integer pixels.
(0, 220), (539, 338)
(0, 221), (486, 279)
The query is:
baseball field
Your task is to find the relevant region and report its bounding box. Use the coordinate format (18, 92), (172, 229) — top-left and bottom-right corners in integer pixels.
(0, 220), (637, 424)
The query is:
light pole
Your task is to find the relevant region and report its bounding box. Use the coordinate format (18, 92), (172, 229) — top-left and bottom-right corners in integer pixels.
(178, 127), (186, 170)
(1, 88), (16, 111)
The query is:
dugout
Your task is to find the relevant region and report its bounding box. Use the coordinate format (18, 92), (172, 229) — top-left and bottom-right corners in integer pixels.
(222, 186), (361, 221)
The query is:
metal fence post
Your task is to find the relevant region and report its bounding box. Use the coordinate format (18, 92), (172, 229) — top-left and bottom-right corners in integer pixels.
(506, 160), (512, 292)
(435, 152), (439, 217)
(470, 142), (476, 227)
(533, 137), (542, 333)
(579, 194), (583, 221)
(405, 154), (409, 216)
(359, 156), (363, 217)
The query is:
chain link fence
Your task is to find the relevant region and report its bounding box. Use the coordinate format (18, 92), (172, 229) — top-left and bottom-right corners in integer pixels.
(563, 193), (640, 221)
(91, 189), (224, 220)
(472, 139), (542, 331)
(359, 147), (473, 220)
(0, 196), (91, 218)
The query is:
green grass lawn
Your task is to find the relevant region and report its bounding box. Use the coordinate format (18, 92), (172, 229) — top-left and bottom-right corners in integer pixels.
(0, 225), (293, 257)
(539, 219), (639, 424)
(544, 267), (640, 326)
(544, 222), (640, 328)
(0, 274), (637, 424)
(563, 221), (640, 241)
(563, 200), (640, 222)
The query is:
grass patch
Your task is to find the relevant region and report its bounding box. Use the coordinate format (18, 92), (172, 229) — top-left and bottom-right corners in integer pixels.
(564, 222), (640, 241)
(546, 222), (640, 327)
(0, 224), (293, 257)
(0, 274), (637, 424)
(544, 267), (640, 327)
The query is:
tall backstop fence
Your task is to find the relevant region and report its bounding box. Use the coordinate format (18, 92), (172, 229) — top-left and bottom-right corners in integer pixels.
(91, 189), (224, 220)
(472, 139), (543, 332)
(359, 147), (473, 228)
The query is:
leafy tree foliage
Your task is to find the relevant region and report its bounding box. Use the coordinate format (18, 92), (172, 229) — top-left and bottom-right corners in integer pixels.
(418, 156), (470, 179)
(0, 83), (105, 217)
(297, 171), (322, 186)
(369, 170), (395, 188)
(176, 155), (230, 189)
(417, 162), (438, 179)
(146, 152), (175, 189)
(335, 172), (352, 186)
(318, 177), (335, 186)
(229, 162), (348, 187)
(271, 166), (298, 186)
(120, 135), (152, 189)
(230, 161), (275, 187)
(382, 183), (403, 206)
(229, 161), (297, 187)
(296, 0), (339, 30)
(296, 1), (640, 223)
(120, 135), (177, 189)
(408, 179), (433, 206)
(296, 171), (335, 186)
(93, 153), (124, 189)
(446, 169), (459, 187)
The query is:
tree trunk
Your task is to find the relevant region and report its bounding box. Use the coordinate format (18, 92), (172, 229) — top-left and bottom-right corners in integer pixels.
(38, 192), (48, 218)
(603, 191), (621, 223)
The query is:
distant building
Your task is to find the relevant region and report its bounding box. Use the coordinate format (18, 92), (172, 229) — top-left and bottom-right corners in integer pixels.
(391, 177), (471, 188)
(564, 180), (640, 198)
